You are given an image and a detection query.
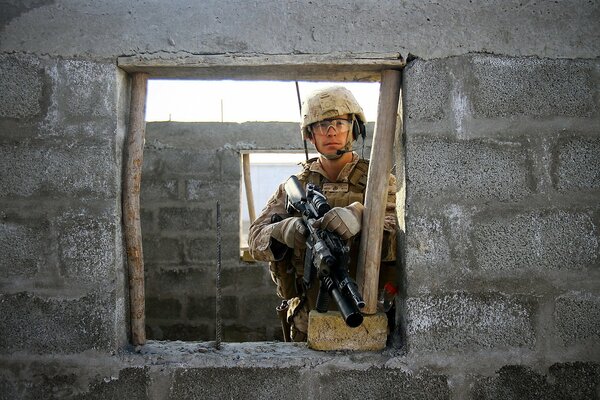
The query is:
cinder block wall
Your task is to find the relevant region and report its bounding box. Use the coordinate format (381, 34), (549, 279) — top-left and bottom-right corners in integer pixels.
(2, 1), (600, 398)
(402, 54), (599, 383)
(0, 54), (129, 354)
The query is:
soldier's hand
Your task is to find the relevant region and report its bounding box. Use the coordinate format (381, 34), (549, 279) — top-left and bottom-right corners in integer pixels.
(313, 202), (364, 240)
(271, 217), (307, 249)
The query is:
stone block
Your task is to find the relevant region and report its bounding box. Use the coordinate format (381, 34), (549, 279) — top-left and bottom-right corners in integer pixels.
(0, 54), (43, 119)
(307, 311), (388, 351)
(407, 292), (536, 353)
(471, 55), (597, 119)
(556, 136), (600, 192)
(554, 291), (600, 346)
(406, 136), (531, 204)
(158, 207), (211, 232)
(473, 209), (598, 274)
(0, 291), (115, 354)
(169, 367), (302, 400)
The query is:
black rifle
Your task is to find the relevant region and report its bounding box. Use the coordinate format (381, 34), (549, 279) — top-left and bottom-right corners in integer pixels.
(284, 175), (365, 328)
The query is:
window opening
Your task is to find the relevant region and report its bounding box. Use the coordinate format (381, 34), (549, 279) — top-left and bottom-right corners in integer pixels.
(142, 78), (383, 343)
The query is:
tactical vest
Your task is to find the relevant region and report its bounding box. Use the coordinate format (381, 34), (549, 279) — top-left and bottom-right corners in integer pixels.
(297, 157), (369, 207)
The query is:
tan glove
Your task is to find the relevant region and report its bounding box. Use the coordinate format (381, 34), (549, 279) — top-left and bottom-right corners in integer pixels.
(313, 202), (364, 240)
(271, 217), (307, 249)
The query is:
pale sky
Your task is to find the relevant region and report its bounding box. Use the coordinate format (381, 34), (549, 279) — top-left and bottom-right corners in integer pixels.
(145, 80), (380, 123)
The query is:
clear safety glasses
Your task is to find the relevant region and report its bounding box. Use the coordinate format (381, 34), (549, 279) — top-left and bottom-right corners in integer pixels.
(310, 118), (352, 136)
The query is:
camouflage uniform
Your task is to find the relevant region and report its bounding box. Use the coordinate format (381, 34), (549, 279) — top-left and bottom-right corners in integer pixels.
(248, 152), (397, 341)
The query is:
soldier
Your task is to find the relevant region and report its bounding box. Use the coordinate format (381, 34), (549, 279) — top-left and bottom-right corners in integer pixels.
(248, 86), (397, 342)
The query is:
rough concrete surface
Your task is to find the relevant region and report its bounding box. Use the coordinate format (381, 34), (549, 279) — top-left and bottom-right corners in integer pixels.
(1, 0), (600, 398)
(1, 1), (599, 60)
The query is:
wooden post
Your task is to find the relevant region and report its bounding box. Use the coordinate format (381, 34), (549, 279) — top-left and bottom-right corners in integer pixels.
(123, 72), (149, 345)
(242, 153), (256, 223)
(356, 70), (402, 315)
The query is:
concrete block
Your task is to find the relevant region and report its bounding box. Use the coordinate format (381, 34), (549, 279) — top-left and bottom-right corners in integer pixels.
(0, 217), (48, 279)
(0, 144), (116, 198)
(187, 295), (237, 319)
(471, 55), (597, 119)
(216, 207), (240, 234)
(403, 59), (450, 122)
(140, 209), (155, 233)
(217, 148), (241, 181)
(237, 293), (281, 322)
(140, 178), (178, 201)
(556, 136), (600, 192)
(169, 367), (302, 400)
(144, 266), (215, 296)
(145, 297), (182, 319)
(554, 291), (600, 346)
(76, 367), (149, 400)
(473, 209), (598, 274)
(406, 136), (531, 204)
(185, 179), (239, 204)
(221, 264), (271, 293)
(142, 236), (183, 263)
(188, 233), (238, 262)
(0, 54), (43, 119)
(0, 291), (115, 354)
(316, 367), (450, 400)
(56, 208), (115, 283)
(407, 292), (536, 352)
(405, 213), (451, 271)
(145, 148), (219, 177)
(146, 121), (302, 152)
(307, 311), (388, 351)
(223, 323), (268, 342)
(548, 362), (600, 400)
(0, 363), (148, 400)
(149, 322), (212, 341)
(55, 59), (115, 119)
(158, 207), (210, 232)
(471, 363), (600, 400)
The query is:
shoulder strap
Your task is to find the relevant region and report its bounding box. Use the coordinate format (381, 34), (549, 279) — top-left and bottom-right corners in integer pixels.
(348, 159), (369, 191)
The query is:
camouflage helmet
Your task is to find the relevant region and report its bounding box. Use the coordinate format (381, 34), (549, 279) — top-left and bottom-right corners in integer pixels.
(300, 86), (366, 140)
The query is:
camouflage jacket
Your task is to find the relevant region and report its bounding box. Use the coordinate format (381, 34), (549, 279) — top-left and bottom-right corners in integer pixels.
(248, 152), (398, 300)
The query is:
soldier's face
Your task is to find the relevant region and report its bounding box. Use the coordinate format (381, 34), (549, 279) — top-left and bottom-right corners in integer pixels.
(309, 114), (350, 154)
